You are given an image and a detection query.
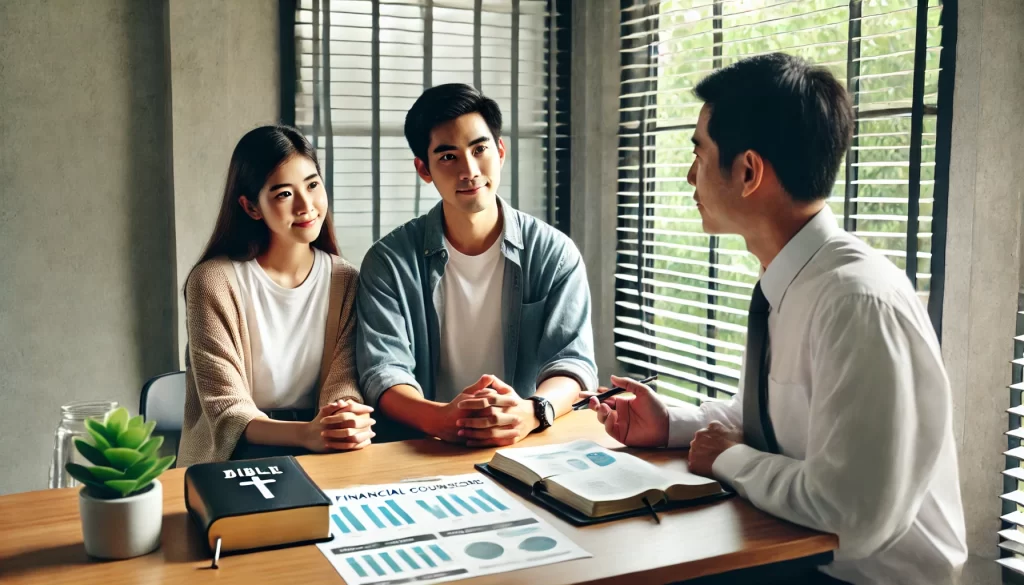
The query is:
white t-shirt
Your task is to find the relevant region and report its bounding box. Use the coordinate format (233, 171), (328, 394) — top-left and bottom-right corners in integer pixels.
(435, 234), (505, 403)
(233, 248), (330, 410)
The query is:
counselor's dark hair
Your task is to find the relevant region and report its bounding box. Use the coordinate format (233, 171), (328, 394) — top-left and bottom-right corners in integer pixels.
(404, 83), (503, 165)
(694, 53), (854, 202)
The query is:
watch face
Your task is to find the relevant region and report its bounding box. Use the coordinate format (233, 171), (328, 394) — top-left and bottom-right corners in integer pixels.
(543, 401), (555, 424)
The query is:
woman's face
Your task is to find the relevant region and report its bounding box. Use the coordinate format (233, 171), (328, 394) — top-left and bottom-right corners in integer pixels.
(239, 155), (328, 248)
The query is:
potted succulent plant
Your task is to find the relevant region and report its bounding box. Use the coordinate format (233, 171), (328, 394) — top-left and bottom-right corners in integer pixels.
(64, 406), (175, 559)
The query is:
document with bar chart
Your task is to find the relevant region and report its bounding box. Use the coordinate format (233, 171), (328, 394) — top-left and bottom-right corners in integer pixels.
(316, 473), (590, 585)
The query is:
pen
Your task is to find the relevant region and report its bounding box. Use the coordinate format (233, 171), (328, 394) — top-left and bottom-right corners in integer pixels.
(572, 374), (659, 411)
(641, 496), (661, 524)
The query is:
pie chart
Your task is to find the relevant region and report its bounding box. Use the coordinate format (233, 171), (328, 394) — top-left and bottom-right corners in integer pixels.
(465, 541), (504, 560)
(519, 536), (558, 552)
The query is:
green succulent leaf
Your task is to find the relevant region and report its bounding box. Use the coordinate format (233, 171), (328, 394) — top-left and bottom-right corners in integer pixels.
(117, 426), (148, 450)
(104, 448), (144, 470)
(105, 407), (129, 438)
(104, 479), (139, 497)
(141, 420), (157, 442)
(65, 462), (98, 484)
(84, 419), (114, 449)
(65, 463), (118, 498)
(73, 439), (109, 467)
(133, 455), (175, 491)
(128, 415), (145, 429)
(139, 435), (164, 458)
(88, 466), (127, 482)
(125, 458), (158, 480)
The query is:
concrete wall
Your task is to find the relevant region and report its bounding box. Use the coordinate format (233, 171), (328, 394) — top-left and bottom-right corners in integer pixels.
(0, 0), (279, 496)
(168, 0), (280, 363)
(941, 2), (1024, 583)
(0, 0), (177, 495)
(570, 0), (620, 381)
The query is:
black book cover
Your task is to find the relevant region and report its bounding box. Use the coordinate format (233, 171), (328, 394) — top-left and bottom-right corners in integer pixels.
(184, 456), (332, 552)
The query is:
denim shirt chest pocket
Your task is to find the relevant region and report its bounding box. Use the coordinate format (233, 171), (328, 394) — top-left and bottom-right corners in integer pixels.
(518, 297), (548, 359)
(502, 244), (547, 395)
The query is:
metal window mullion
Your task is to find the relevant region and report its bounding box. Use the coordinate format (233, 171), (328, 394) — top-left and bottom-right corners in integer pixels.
(553, 0), (571, 233)
(636, 0), (657, 367)
(705, 0), (723, 399)
(423, 0), (433, 88)
(512, 0), (520, 211)
(311, 0), (321, 150)
(904, 0), (929, 289)
(546, 0), (557, 222)
(927, 0), (957, 341)
(843, 0), (862, 234)
(322, 4), (334, 211)
(372, 0), (381, 241)
(415, 0), (433, 218)
(280, 0), (297, 127)
(473, 0), (482, 89)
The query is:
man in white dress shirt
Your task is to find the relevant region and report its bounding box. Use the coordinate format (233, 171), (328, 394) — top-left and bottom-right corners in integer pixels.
(588, 53), (967, 584)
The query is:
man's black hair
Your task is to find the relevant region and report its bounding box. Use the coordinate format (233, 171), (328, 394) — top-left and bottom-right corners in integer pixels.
(404, 83), (503, 164)
(694, 53), (854, 202)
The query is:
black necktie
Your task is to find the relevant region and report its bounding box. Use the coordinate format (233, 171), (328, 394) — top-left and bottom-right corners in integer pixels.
(742, 282), (780, 454)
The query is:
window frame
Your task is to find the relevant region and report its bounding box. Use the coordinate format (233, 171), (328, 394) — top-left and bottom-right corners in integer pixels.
(279, 0), (573, 258)
(614, 0), (957, 400)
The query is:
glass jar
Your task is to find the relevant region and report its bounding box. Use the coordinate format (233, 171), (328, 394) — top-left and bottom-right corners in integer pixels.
(48, 401), (119, 489)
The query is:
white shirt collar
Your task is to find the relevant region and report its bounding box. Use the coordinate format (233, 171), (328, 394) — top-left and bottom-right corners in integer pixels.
(760, 206), (842, 311)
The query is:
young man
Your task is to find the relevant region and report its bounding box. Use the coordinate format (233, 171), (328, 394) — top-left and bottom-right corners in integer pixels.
(356, 83), (597, 447)
(589, 54), (966, 584)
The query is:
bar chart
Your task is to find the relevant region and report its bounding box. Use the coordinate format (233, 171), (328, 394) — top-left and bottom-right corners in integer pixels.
(415, 489), (509, 520)
(332, 499), (416, 533)
(318, 474), (591, 585)
(343, 544), (453, 578)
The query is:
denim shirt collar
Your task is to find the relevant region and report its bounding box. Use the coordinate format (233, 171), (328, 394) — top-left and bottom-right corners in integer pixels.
(422, 196), (524, 258)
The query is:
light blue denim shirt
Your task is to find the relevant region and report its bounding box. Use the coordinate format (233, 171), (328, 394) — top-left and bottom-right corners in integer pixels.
(355, 198), (598, 407)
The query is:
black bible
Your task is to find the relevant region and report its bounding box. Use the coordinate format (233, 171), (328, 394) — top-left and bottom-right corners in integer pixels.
(184, 456), (332, 554)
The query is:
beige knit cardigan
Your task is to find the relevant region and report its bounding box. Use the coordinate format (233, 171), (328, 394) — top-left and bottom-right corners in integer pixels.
(177, 254), (362, 467)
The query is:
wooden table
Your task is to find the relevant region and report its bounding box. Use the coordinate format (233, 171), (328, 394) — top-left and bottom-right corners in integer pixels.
(0, 412), (836, 584)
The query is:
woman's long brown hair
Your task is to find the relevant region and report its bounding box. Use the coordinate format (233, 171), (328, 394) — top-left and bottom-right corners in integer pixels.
(194, 125), (339, 271)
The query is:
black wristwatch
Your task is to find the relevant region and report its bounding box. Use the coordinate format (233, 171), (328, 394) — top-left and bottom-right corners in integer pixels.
(527, 395), (555, 432)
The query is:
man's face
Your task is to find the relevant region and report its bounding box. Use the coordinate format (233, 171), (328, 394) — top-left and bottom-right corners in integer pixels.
(415, 112), (505, 216)
(688, 104), (745, 235)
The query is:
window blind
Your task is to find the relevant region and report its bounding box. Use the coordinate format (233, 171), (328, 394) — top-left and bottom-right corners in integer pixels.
(615, 0), (951, 405)
(1002, 304), (1024, 578)
(290, 0), (571, 266)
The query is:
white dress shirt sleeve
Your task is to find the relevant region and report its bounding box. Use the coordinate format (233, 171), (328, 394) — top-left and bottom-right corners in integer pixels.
(665, 395), (743, 448)
(710, 293), (951, 560)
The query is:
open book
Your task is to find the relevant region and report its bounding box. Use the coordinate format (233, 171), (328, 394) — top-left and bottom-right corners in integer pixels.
(486, 439), (725, 518)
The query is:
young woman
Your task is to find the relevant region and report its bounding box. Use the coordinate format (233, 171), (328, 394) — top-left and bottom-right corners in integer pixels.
(178, 125), (375, 466)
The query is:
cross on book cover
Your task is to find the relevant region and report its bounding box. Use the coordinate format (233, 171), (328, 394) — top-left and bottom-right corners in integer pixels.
(184, 455), (332, 554)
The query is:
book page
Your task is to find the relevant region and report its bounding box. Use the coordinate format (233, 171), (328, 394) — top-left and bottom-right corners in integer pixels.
(494, 439), (624, 479)
(316, 474), (590, 585)
(497, 440), (718, 503)
(545, 449), (676, 503)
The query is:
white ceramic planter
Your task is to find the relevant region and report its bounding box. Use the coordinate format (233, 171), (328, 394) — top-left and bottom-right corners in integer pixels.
(79, 479), (163, 559)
